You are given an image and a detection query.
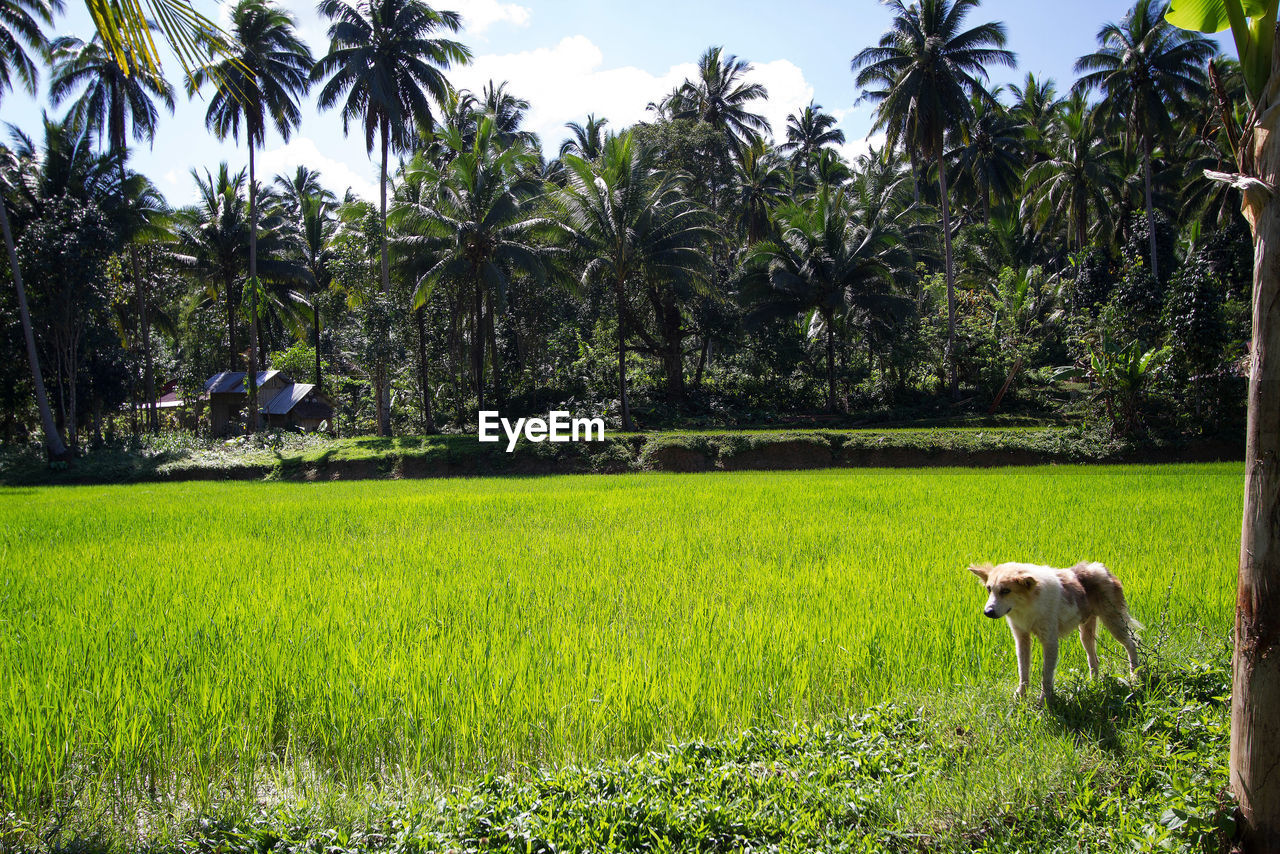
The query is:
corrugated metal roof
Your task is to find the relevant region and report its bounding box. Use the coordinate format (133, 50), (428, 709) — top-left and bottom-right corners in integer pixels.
(262, 383), (315, 415)
(229, 370), (282, 394)
(204, 371), (244, 394)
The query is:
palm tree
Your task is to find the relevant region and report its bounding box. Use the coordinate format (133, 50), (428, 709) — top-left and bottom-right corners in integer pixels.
(49, 34), (175, 431)
(1072, 0), (1213, 282)
(547, 132), (713, 429)
(948, 90), (1026, 223)
(275, 167), (337, 389)
(667, 46), (770, 153)
(189, 0), (312, 431)
(394, 117), (546, 416)
(48, 35), (175, 167)
(1022, 94), (1122, 252)
(744, 189), (911, 412)
(173, 164), (252, 374)
(1008, 72), (1061, 151)
(779, 101), (846, 170)
(733, 138), (788, 243)
(312, 0), (470, 435)
(559, 114), (608, 160)
(0, 0), (67, 459)
(852, 0), (1015, 397)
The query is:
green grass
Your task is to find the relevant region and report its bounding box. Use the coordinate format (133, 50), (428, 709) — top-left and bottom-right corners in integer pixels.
(0, 464), (1241, 848)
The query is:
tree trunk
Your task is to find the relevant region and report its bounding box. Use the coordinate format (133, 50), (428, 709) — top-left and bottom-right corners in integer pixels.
(0, 194), (68, 460)
(1233, 47), (1280, 850)
(616, 278), (633, 431)
(415, 305), (436, 434)
(1142, 131), (1159, 283)
(314, 297), (322, 389)
(226, 275), (238, 370)
(247, 143), (260, 434)
(485, 288), (501, 408)
(937, 153), (959, 398)
(824, 310), (836, 412)
(376, 116), (392, 436)
(131, 248), (157, 432)
(472, 276), (485, 413)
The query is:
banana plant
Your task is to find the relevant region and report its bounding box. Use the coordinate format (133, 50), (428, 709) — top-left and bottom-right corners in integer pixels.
(1167, 3), (1280, 850)
(1055, 335), (1168, 437)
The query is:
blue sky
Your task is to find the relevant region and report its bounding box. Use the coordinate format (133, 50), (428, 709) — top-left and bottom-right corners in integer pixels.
(5, 0), (1232, 206)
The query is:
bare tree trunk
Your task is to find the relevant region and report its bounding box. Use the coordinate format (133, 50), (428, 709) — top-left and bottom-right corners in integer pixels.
(0, 194), (67, 459)
(247, 143), (260, 434)
(825, 310), (837, 412)
(314, 297), (322, 389)
(377, 117), (392, 437)
(1142, 131), (1160, 283)
(415, 305), (436, 433)
(937, 153), (959, 399)
(131, 248), (157, 432)
(1234, 48), (1280, 849)
(472, 277), (485, 413)
(226, 275), (238, 370)
(616, 278), (633, 431)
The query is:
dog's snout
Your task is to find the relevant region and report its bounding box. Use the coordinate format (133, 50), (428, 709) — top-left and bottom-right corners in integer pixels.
(983, 607), (999, 618)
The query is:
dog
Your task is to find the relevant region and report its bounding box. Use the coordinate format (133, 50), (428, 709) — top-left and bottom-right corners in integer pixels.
(968, 561), (1141, 702)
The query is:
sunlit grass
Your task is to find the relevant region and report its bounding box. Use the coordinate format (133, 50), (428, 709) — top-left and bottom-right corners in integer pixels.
(0, 464), (1240, 829)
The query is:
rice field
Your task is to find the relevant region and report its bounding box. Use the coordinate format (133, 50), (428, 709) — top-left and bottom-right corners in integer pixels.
(0, 464), (1241, 828)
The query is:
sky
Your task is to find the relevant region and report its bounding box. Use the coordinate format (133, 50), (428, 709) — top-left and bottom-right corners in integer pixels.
(4, 0), (1233, 206)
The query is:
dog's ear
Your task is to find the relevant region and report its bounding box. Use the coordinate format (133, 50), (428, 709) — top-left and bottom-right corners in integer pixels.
(968, 563), (991, 582)
(1015, 575), (1037, 589)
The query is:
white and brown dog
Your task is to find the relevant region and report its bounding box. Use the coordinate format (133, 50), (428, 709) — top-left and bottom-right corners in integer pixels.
(969, 561), (1141, 701)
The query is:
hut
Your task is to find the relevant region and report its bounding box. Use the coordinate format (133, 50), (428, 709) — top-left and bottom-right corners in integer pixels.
(203, 370), (333, 435)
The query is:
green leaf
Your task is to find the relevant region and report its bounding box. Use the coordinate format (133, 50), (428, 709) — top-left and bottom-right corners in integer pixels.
(1166, 0), (1272, 33)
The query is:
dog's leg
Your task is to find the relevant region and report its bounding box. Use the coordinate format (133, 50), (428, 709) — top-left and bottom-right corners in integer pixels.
(1079, 617), (1099, 679)
(1102, 612), (1140, 675)
(1040, 634), (1059, 703)
(1011, 624), (1031, 699)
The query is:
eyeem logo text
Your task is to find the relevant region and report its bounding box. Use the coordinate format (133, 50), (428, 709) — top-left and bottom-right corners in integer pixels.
(478, 411), (605, 452)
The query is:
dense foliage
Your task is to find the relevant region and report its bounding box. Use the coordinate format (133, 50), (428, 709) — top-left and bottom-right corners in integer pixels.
(0, 0), (1254, 447)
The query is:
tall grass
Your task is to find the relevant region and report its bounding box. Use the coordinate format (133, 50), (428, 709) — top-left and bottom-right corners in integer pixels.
(0, 465), (1240, 829)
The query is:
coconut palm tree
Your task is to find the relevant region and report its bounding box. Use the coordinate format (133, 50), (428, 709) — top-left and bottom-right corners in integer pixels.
(312, 0), (470, 434)
(667, 46), (770, 154)
(779, 101), (846, 171)
(547, 132), (713, 429)
(275, 167), (337, 389)
(1008, 72), (1061, 152)
(49, 34), (176, 431)
(852, 0), (1015, 397)
(394, 117), (546, 414)
(188, 0), (312, 431)
(1022, 94), (1122, 251)
(744, 188), (911, 412)
(559, 114), (609, 160)
(0, 0), (67, 458)
(1073, 0), (1213, 282)
(948, 90), (1026, 223)
(734, 138), (788, 244)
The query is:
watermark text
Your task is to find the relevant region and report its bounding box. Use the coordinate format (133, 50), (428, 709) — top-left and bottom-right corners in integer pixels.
(478, 411), (605, 452)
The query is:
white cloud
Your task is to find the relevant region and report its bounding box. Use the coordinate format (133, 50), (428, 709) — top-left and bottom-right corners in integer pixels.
(255, 136), (379, 201)
(454, 38), (840, 156)
(836, 132), (888, 165)
(743, 59), (814, 143)
(453, 36), (698, 151)
(451, 0), (532, 34)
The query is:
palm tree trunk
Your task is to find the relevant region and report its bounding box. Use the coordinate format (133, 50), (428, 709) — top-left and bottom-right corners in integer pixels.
(472, 276), (485, 413)
(1142, 131), (1159, 282)
(136, 252), (157, 433)
(226, 276), (238, 370)
(0, 193), (68, 460)
(937, 153), (959, 398)
(313, 297), (322, 389)
(415, 305), (436, 433)
(616, 277), (633, 431)
(247, 143), (260, 434)
(1232, 46), (1280, 848)
(377, 115), (392, 436)
(825, 310), (836, 412)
